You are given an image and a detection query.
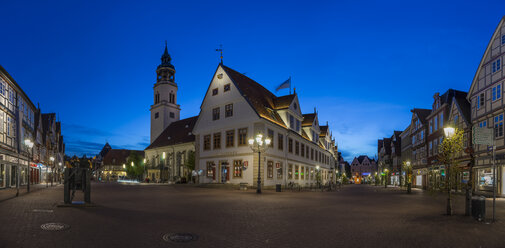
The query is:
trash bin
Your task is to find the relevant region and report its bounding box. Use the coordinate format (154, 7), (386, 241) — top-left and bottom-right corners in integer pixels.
(471, 196), (486, 221)
(276, 184), (282, 192)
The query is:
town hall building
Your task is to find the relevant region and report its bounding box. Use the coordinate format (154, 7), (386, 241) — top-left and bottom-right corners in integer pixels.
(192, 64), (338, 187)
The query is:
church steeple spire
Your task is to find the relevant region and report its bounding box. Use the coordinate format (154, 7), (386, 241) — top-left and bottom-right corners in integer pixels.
(151, 42), (181, 143)
(161, 41), (172, 66)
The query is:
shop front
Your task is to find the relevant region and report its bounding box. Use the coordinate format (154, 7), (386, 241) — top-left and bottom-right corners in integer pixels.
(475, 167), (495, 193)
(30, 163), (40, 184)
(414, 168), (427, 189)
(390, 173), (399, 186)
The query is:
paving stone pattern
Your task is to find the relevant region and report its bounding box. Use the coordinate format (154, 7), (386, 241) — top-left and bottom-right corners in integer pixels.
(0, 183), (504, 248)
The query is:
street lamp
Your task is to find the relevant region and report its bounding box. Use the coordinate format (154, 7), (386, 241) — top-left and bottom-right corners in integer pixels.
(405, 161), (412, 194)
(384, 168), (389, 188)
(24, 139), (34, 192)
(50, 156), (54, 187)
(444, 127), (455, 138)
(162, 152), (166, 183)
(248, 134), (271, 194)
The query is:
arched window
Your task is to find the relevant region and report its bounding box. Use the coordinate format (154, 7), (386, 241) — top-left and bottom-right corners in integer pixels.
(169, 92), (175, 104)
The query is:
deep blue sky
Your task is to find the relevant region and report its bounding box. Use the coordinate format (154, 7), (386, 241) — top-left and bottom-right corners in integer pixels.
(1, 0), (504, 161)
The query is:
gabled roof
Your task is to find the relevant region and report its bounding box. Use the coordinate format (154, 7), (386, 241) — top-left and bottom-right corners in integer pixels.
(221, 65), (286, 128)
(33, 109), (41, 139)
(319, 125), (328, 137)
(0, 65), (36, 110)
(301, 129), (310, 140)
(273, 94), (296, 109)
(103, 149), (144, 166)
(145, 116), (198, 150)
(357, 155), (371, 164)
(468, 16), (505, 100)
(98, 143), (112, 159)
(453, 94), (471, 125)
(411, 108), (431, 124)
(382, 138), (392, 155)
(302, 113), (316, 127)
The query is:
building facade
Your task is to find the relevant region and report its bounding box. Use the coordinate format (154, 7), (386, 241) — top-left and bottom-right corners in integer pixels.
(101, 149), (144, 182)
(467, 16), (505, 196)
(447, 94), (473, 192)
(400, 124), (412, 185)
(193, 64), (337, 187)
(145, 46), (196, 183)
(390, 131), (402, 185)
(0, 65), (64, 190)
(350, 155), (377, 184)
(410, 108), (431, 189)
(425, 90), (466, 190)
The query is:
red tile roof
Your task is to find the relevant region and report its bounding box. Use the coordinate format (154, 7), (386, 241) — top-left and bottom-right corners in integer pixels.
(302, 113), (316, 127)
(102, 149), (144, 166)
(222, 65), (286, 128)
(273, 94), (296, 109)
(145, 116), (198, 150)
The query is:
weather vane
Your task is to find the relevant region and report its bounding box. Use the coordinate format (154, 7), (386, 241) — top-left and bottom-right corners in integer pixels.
(216, 44), (223, 64)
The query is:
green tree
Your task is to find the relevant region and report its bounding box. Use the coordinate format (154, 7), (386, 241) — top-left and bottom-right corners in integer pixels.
(126, 152), (145, 181)
(438, 128), (464, 216)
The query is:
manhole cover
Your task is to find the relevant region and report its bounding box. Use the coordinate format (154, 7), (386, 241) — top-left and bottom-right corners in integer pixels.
(162, 233), (198, 243)
(40, 223), (70, 231)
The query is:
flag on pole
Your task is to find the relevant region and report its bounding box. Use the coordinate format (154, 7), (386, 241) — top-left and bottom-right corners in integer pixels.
(276, 77), (291, 92)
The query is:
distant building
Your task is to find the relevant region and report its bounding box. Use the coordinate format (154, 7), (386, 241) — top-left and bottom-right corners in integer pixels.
(410, 108), (431, 189)
(350, 155), (377, 184)
(400, 124), (412, 184)
(389, 131), (402, 185)
(101, 149), (144, 181)
(425, 89), (467, 190)
(447, 93), (472, 191)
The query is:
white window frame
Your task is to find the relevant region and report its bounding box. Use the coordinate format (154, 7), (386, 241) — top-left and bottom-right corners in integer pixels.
(492, 84), (502, 101)
(494, 114), (503, 138)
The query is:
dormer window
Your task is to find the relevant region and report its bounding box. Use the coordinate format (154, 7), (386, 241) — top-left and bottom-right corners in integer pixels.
(293, 103), (297, 110)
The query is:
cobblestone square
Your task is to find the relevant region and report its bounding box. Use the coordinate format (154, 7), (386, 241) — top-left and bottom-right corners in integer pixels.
(0, 183), (504, 248)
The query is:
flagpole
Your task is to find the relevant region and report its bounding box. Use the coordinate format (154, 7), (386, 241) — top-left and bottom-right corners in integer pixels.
(289, 76), (291, 94)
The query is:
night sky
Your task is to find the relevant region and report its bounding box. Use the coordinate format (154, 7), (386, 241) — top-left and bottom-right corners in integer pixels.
(1, 0), (504, 161)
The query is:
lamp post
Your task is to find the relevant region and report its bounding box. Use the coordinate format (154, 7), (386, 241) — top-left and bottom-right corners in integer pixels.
(24, 139), (34, 192)
(405, 161), (412, 194)
(50, 156), (54, 187)
(58, 162), (62, 184)
(248, 134), (271, 194)
(384, 168), (389, 188)
(443, 126), (458, 216)
(143, 158), (147, 182)
(162, 152), (166, 183)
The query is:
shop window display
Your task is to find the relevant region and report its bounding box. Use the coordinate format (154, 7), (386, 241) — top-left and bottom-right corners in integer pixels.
(478, 168), (494, 187)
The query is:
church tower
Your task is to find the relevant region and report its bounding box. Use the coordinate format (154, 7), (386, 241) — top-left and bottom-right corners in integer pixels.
(150, 43), (181, 143)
